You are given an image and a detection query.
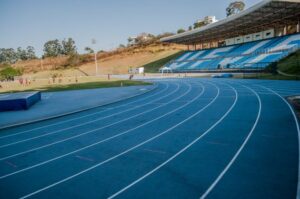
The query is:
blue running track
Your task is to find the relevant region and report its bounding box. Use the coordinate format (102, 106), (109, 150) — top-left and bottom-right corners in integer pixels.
(0, 78), (299, 199)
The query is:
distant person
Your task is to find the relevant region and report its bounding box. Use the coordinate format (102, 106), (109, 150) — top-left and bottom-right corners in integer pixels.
(19, 78), (23, 85)
(108, 74), (110, 80)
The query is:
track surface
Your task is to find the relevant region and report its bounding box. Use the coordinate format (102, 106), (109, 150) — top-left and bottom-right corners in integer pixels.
(0, 78), (299, 199)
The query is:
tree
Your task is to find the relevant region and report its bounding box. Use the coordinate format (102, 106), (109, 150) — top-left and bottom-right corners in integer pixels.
(84, 47), (94, 54)
(177, 28), (186, 34)
(226, 1), (245, 17)
(194, 21), (205, 29)
(118, 44), (126, 49)
(0, 65), (22, 80)
(62, 38), (77, 55)
(26, 46), (36, 59)
(0, 48), (18, 64)
(43, 39), (63, 57)
(16, 46), (36, 61)
(17, 47), (27, 60)
(188, 26), (193, 31)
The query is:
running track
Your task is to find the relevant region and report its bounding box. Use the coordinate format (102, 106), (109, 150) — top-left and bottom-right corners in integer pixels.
(0, 78), (299, 199)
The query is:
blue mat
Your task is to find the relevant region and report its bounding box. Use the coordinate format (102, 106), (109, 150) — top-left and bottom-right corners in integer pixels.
(0, 92), (41, 111)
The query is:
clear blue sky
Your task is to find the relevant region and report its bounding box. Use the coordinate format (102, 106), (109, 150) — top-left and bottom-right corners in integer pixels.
(0, 0), (260, 57)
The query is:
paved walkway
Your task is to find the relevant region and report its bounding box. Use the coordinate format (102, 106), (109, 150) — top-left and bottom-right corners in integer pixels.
(0, 85), (155, 128)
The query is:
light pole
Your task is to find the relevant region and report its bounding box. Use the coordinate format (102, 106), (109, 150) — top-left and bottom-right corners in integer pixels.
(92, 39), (98, 76)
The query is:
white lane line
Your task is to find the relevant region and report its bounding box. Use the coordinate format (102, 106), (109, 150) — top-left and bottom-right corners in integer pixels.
(0, 83), (182, 161)
(107, 83), (238, 199)
(0, 83), (177, 149)
(18, 82), (217, 199)
(0, 82), (167, 140)
(200, 84), (262, 199)
(258, 85), (300, 199)
(0, 82), (198, 179)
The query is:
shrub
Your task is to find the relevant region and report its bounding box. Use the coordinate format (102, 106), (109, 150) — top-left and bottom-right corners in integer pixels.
(0, 65), (23, 80)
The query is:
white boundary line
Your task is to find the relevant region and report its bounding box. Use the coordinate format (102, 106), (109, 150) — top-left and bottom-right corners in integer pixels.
(257, 85), (300, 199)
(200, 83), (262, 199)
(18, 81), (219, 199)
(0, 82), (166, 139)
(0, 81), (200, 178)
(107, 82), (238, 199)
(0, 83), (176, 148)
(0, 83), (183, 160)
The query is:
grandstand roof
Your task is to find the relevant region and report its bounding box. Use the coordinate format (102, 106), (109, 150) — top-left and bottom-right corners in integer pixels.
(161, 0), (300, 44)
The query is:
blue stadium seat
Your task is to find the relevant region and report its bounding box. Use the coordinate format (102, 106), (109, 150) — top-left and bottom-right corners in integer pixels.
(166, 33), (300, 71)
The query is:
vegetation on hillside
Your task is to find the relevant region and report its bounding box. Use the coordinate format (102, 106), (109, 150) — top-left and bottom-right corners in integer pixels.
(43, 38), (77, 58)
(276, 50), (300, 75)
(262, 49), (300, 80)
(0, 47), (37, 64)
(142, 51), (184, 73)
(0, 65), (23, 81)
(12, 41), (185, 75)
(241, 50), (300, 80)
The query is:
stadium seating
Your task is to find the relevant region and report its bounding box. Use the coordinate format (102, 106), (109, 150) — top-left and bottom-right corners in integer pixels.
(166, 33), (300, 71)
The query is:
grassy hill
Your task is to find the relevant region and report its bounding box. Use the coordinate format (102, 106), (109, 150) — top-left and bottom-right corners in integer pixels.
(142, 51), (184, 73)
(12, 42), (186, 78)
(276, 49), (300, 75)
(242, 50), (300, 80)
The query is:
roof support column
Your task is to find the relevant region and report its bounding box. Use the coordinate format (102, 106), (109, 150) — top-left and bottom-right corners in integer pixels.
(297, 19), (300, 33)
(283, 25), (287, 35)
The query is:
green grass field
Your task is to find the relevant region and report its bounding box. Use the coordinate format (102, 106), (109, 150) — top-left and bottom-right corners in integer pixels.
(143, 51), (184, 73)
(0, 80), (151, 93)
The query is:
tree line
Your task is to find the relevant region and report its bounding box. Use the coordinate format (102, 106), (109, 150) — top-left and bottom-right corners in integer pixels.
(0, 47), (36, 64)
(0, 38), (78, 64)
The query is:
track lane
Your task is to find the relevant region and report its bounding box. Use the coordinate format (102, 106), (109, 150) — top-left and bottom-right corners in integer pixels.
(0, 80), (201, 197)
(0, 82), (188, 173)
(201, 82), (298, 199)
(106, 81), (260, 199)
(0, 82), (167, 140)
(0, 78), (298, 199)
(106, 82), (238, 199)
(3, 81), (216, 198)
(0, 83), (173, 148)
(0, 82), (180, 157)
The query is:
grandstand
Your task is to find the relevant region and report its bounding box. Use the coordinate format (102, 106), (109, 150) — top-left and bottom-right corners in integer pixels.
(161, 0), (300, 72)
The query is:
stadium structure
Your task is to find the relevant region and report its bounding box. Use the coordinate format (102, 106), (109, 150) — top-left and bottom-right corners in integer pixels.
(160, 0), (300, 72)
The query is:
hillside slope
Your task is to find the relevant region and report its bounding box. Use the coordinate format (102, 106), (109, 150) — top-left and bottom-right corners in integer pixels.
(13, 43), (186, 77)
(276, 49), (300, 75)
